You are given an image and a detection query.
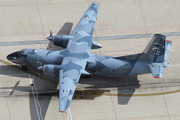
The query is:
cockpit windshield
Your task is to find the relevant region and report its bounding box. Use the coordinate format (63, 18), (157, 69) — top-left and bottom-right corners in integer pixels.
(17, 49), (24, 56)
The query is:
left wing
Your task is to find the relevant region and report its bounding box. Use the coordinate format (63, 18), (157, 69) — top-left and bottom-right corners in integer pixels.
(59, 60), (87, 113)
(59, 2), (100, 112)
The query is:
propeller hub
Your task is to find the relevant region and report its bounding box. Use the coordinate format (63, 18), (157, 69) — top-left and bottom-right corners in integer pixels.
(47, 36), (53, 40)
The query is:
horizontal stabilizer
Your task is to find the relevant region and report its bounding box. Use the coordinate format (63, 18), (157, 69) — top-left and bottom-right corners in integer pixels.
(148, 63), (165, 79)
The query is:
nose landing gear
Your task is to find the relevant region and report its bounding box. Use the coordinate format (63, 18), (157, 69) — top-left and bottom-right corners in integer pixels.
(21, 65), (27, 70)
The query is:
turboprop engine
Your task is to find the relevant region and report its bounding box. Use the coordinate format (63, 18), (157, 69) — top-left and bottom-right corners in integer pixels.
(37, 64), (64, 78)
(47, 30), (102, 49)
(47, 31), (74, 48)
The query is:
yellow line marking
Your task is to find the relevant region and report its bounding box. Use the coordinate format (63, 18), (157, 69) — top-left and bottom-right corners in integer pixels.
(1, 59), (180, 97)
(101, 89), (180, 96)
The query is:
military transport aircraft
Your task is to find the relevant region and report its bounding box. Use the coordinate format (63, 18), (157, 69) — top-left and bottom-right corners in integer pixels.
(7, 2), (172, 113)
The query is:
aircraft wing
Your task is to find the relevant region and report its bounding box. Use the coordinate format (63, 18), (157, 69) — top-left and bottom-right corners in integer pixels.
(59, 2), (100, 112)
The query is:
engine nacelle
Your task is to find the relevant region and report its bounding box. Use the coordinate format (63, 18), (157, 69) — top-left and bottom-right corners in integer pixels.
(50, 35), (102, 49)
(38, 64), (64, 78)
(52, 35), (74, 48)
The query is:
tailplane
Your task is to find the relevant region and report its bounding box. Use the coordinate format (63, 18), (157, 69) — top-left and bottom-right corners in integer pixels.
(139, 34), (172, 78)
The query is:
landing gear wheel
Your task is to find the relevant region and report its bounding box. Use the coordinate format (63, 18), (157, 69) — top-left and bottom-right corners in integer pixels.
(21, 66), (27, 70)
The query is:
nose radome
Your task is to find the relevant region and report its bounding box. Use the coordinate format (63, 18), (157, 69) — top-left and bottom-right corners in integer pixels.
(7, 51), (20, 61)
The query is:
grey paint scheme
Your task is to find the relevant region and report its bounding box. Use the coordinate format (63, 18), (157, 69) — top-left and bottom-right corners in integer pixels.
(7, 2), (172, 113)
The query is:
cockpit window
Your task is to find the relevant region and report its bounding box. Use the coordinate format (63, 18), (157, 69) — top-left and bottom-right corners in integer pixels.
(18, 50), (24, 56)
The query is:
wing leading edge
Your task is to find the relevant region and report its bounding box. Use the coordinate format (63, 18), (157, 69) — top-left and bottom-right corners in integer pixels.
(59, 2), (100, 112)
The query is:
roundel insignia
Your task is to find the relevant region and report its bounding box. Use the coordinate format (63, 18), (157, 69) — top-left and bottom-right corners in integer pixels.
(152, 47), (160, 55)
(151, 42), (164, 55)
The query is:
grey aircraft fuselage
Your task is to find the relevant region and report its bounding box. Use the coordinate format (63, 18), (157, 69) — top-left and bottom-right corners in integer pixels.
(7, 48), (150, 77)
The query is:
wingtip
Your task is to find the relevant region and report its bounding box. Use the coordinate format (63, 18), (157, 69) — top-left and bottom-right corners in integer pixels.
(60, 111), (67, 113)
(166, 40), (172, 42)
(154, 77), (162, 79)
(93, 2), (100, 4)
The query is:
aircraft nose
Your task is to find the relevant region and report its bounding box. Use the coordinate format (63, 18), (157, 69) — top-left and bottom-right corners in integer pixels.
(7, 51), (20, 61)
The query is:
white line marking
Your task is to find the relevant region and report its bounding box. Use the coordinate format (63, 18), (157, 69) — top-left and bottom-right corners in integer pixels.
(34, 84), (43, 120)
(29, 74), (41, 120)
(67, 107), (73, 120)
(67, 110), (69, 120)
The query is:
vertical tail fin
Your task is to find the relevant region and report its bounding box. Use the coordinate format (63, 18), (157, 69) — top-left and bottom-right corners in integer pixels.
(141, 34), (172, 79)
(138, 34), (167, 62)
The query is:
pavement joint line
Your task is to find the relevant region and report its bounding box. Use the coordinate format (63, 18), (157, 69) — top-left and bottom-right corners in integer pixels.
(0, 32), (180, 46)
(35, 0), (46, 40)
(161, 86), (171, 120)
(1, 73), (12, 120)
(1, 59), (180, 97)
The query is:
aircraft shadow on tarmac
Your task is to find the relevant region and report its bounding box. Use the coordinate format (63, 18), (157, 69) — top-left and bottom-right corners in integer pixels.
(79, 74), (140, 105)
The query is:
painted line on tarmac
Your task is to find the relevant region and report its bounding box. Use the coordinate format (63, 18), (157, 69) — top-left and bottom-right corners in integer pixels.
(30, 74), (41, 120)
(75, 88), (180, 97)
(0, 32), (180, 46)
(33, 79), (44, 120)
(67, 107), (73, 120)
(101, 89), (180, 96)
(1, 59), (180, 97)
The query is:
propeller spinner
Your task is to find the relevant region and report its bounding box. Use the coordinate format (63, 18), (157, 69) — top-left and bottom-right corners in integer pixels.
(47, 30), (53, 41)
(47, 30), (53, 49)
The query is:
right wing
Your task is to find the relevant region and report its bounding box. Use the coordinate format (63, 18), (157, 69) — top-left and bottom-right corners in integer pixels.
(58, 2), (100, 112)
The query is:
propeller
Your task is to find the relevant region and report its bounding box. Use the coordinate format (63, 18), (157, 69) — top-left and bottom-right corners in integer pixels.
(47, 30), (53, 41)
(47, 30), (53, 49)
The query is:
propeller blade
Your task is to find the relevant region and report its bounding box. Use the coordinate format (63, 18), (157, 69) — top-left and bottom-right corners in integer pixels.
(47, 30), (53, 41)
(50, 30), (53, 37)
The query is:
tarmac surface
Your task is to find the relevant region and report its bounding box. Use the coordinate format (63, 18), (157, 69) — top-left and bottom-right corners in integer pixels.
(0, 0), (180, 120)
